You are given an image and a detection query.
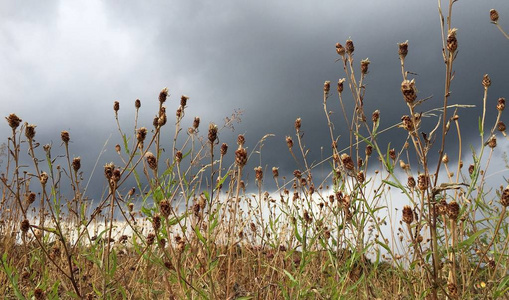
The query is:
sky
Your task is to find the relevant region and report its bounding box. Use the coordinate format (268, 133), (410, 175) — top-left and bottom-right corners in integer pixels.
(1, 0), (508, 201)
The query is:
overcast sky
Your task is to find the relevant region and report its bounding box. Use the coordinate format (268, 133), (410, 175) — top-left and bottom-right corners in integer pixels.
(1, 1), (508, 200)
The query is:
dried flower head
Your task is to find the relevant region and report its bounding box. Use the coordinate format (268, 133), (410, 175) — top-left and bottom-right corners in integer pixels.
(337, 78), (345, 94)
(389, 148), (396, 160)
(112, 168), (121, 183)
(408, 176), (416, 188)
(360, 58), (370, 75)
(446, 28), (458, 53)
(104, 163), (115, 180)
(398, 40), (409, 59)
(335, 43), (345, 56)
(468, 164), (475, 175)
(447, 201), (460, 220)
(490, 9), (499, 23)
(159, 87), (169, 103)
(356, 171), (365, 183)
(254, 166), (263, 181)
(208, 123), (218, 144)
(159, 199), (171, 218)
(341, 153), (354, 171)
(402, 205), (413, 224)
(482, 74), (491, 89)
(40, 172), (48, 185)
(286, 136), (294, 148)
(365, 145), (373, 156)
(498, 122), (506, 132)
(497, 97), (506, 112)
(113, 101), (120, 113)
(25, 123), (36, 140)
(61, 131), (70, 144)
(220, 143), (228, 156)
(324, 81), (330, 93)
(128, 202), (134, 212)
(175, 151), (183, 163)
(501, 188), (509, 207)
(6, 113), (22, 129)
(401, 115), (414, 131)
(345, 39), (354, 55)
(401, 79), (417, 104)
(145, 152), (157, 170)
(193, 117), (200, 129)
(237, 134), (245, 147)
(135, 99), (141, 109)
(442, 153), (449, 164)
(372, 110), (380, 123)
(146, 233), (155, 245)
(158, 107), (167, 126)
(72, 157), (81, 172)
(235, 148), (247, 167)
(293, 169), (302, 179)
(136, 127), (147, 143)
(20, 219), (30, 233)
(294, 118), (302, 132)
(152, 214), (161, 231)
(417, 174), (429, 191)
(180, 95), (189, 107)
(488, 135), (497, 148)
(115, 144), (121, 153)
(27, 192), (36, 205)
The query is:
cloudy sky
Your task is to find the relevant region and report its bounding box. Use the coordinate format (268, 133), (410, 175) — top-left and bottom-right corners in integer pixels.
(1, 1), (508, 200)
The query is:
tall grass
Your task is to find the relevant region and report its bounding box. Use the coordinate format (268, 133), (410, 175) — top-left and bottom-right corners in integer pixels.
(1, 2), (508, 299)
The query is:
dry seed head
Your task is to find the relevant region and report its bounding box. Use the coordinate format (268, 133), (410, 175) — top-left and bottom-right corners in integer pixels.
(448, 283), (458, 297)
(25, 123), (36, 140)
(389, 148), (396, 160)
(345, 39), (354, 55)
(365, 145), (373, 156)
(372, 110), (380, 123)
(468, 164), (475, 175)
(136, 127), (147, 143)
(113, 169), (122, 185)
(6, 113), (22, 129)
(401, 115), (414, 131)
(398, 40), (409, 59)
(146, 233), (155, 245)
(220, 143), (228, 156)
(438, 199), (448, 216)
(176, 107), (182, 119)
(356, 171), (365, 183)
(408, 176), (416, 188)
(417, 174), (429, 191)
(152, 214), (161, 231)
(34, 288), (45, 300)
(488, 135), (497, 148)
(193, 116), (200, 129)
(447, 201), (460, 220)
(104, 163), (115, 180)
(40, 172), (48, 185)
(175, 151), (183, 163)
(399, 160), (408, 170)
(159, 87), (169, 103)
(401, 79), (417, 104)
(21, 219), (30, 233)
(446, 28), (458, 53)
(235, 148), (247, 167)
(72, 157), (81, 172)
(128, 187), (135, 197)
(497, 97), (506, 111)
(286, 136), (294, 148)
(482, 74), (491, 89)
(272, 167), (279, 177)
(324, 81), (330, 93)
(145, 152), (158, 170)
(402, 205), (413, 224)
(337, 78), (345, 94)
(128, 202), (134, 212)
(497, 121), (506, 132)
(341, 153), (354, 170)
(295, 118), (302, 131)
(360, 58), (370, 75)
(335, 43), (345, 56)
(442, 153), (449, 164)
(237, 134), (245, 147)
(113, 101), (120, 113)
(293, 169), (302, 178)
(158, 107), (167, 126)
(490, 9), (499, 23)
(115, 144), (121, 153)
(61, 131), (70, 144)
(135, 99), (141, 109)
(180, 95), (189, 107)
(208, 123), (218, 144)
(254, 166), (263, 181)
(27, 192), (36, 205)
(159, 199), (171, 218)
(501, 188), (509, 207)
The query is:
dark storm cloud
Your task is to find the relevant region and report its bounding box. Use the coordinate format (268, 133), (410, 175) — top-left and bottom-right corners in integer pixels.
(1, 1), (508, 199)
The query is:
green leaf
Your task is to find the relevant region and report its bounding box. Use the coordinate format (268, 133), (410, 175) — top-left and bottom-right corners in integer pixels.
(457, 228), (488, 250)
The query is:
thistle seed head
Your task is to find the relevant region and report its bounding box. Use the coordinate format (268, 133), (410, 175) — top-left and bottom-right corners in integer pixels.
(237, 134), (245, 147)
(408, 176), (416, 188)
(180, 95), (189, 107)
(398, 40), (408, 59)
(145, 152), (157, 170)
(159, 87), (169, 103)
(208, 123), (218, 144)
(61, 131), (70, 144)
(417, 174), (429, 191)
(136, 127), (147, 143)
(72, 157), (81, 172)
(235, 148), (247, 167)
(401, 115), (414, 131)
(340, 153), (354, 171)
(104, 163), (115, 180)
(401, 79), (417, 104)
(335, 43), (345, 56)
(159, 199), (171, 218)
(220, 143), (228, 156)
(447, 201), (460, 220)
(360, 58), (370, 75)
(402, 205), (413, 224)
(25, 123), (36, 140)
(6, 113), (22, 129)
(345, 39), (354, 55)
(446, 28), (458, 53)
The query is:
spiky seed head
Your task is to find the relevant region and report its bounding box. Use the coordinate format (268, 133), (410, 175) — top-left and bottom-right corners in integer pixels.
(208, 123), (218, 144)
(497, 97), (506, 111)
(40, 172), (48, 185)
(21, 219), (30, 233)
(272, 167), (279, 177)
(324, 81), (330, 93)
(160, 199), (171, 218)
(490, 9), (499, 22)
(402, 206), (413, 224)
(446, 28), (458, 53)
(337, 78), (345, 94)
(135, 99), (141, 109)
(360, 58), (370, 75)
(401, 79), (417, 104)
(254, 166), (263, 181)
(365, 145), (373, 156)
(341, 153), (354, 170)
(235, 148), (247, 167)
(335, 43), (345, 56)
(180, 95), (189, 107)
(482, 74), (491, 89)
(237, 134), (245, 147)
(72, 157), (81, 172)
(488, 135), (497, 148)
(113, 101), (120, 113)
(408, 176), (416, 188)
(145, 152), (157, 170)
(372, 110), (380, 123)
(497, 121), (506, 132)
(6, 113), (22, 129)
(417, 174), (429, 191)
(136, 127), (147, 143)
(286, 136), (294, 148)
(61, 131), (70, 144)
(447, 201), (460, 220)
(220, 143), (228, 156)
(159, 87), (169, 103)
(25, 123), (36, 140)
(294, 118), (302, 131)
(501, 188), (509, 207)
(345, 39), (354, 55)
(193, 117), (200, 129)
(398, 40), (409, 59)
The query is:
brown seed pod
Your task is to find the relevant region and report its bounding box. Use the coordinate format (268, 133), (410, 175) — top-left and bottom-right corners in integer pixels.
(72, 157), (81, 172)
(402, 205), (413, 224)
(482, 74), (491, 89)
(208, 123), (218, 144)
(193, 116), (200, 129)
(6, 113), (22, 129)
(115, 144), (121, 153)
(27, 192), (36, 205)
(497, 97), (506, 111)
(286, 136), (294, 149)
(488, 135), (497, 148)
(254, 166), (263, 181)
(146, 233), (155, 245)
(235, 148), (247, 167)
(417, 174), (429, 191)
(337, 78), (345, 94)
(237, 134), (245, 146)
(135, 99), (141, 109)
(20, 219), (30, 233)
(272, 167), (279, 177)
(365, 145), (373, 156)
(113, 101), (120, 113)
(407, 176), (416, 188)
(136, 127), (147, 143)
(401, 115), (414, 131)
(372, 110), (380, 123)
(104, 163), (114, 180)
(25, 123), (36, 140)
(40, 172), (48, 185)
(389, 148), (396, 160)
(356, 171), (365, 183)
(159, 87), (169, 103)
(398, 40), (408, 59)
(175, 151), (183, 163)
(446, 28), (458, 53)
(61, 131), (70, 144)
(295, 118), (302, 131)
(293, 169), (302, 179)
(324, 81), (331, 93)
(401, 79), (417, 104)
(360, 59), (370, 75)
(501, 188), (509, 207)
(180, 95), (189, 107)
(490, 9), (499, 23)
(145, 152), (157, 170)
(447, 201), (460, 220)
(341, 153), (354, 171)
(335, 43), (345, 56)
(220, 143), (228, 156)
(152, 214), (161, 231)
(497, 121), (506, 132)
(345, 39), (354, 55)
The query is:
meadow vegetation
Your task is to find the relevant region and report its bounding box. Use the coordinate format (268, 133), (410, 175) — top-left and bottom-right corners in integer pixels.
(1, 3), (508, 299)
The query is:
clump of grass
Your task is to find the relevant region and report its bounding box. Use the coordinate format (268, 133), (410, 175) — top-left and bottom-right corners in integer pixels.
(1, 2), (508, 299)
